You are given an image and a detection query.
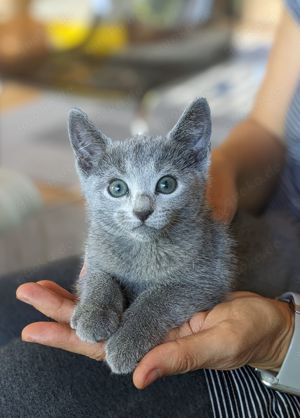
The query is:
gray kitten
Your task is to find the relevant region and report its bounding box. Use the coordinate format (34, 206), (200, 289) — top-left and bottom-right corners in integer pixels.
(68, 98), (300, 374)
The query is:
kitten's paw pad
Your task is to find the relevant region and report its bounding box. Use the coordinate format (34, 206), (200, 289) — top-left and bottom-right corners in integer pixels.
(105, 333), (141, 374)
(71, 305), (120, 343)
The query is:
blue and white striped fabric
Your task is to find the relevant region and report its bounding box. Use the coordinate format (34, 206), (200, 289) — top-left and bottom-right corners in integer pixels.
(204, 1), (300, 416)
(205, 367), (300, 418)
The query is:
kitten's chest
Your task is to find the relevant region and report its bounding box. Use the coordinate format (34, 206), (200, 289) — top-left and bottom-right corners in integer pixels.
(97, 238), (191, 288)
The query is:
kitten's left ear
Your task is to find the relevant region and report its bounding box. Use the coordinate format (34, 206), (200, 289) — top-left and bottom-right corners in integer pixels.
(167, 98), (211, 160)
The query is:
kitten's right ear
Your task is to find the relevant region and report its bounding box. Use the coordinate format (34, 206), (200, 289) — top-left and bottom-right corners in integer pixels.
(68, 108), (109, 175)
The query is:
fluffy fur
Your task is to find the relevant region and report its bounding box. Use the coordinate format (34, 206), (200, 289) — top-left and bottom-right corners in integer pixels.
(68, 98), (300, 374)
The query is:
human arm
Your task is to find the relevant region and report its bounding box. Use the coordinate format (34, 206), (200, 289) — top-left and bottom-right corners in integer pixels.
(207, 8), (300, 222)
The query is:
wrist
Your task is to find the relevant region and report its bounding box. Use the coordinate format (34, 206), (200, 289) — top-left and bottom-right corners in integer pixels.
(270, 299), (295, 372)
(255, 293), (300, 395)
(217, 118), (284, 214)
(250, 299), (295, 371)
(216, 140), (240, 182)
(211, 147), (238, 182)
(208, 147), (239, 222)
(218, 118), (284, 178)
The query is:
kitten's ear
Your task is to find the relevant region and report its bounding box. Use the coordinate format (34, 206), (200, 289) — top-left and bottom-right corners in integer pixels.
(68, 108), (109, 175)
(168, 98), (211, 160)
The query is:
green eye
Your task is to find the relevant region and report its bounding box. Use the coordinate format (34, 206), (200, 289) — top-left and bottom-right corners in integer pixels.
(156, 176), (177, 194)
(108, 179), (128, 198)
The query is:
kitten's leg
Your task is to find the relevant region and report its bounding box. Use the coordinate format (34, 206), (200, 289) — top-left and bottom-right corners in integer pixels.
(105, 282), (224, 374)
(71, 272), (124, 343)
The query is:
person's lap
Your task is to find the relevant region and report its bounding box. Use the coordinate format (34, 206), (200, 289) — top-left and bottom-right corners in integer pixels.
(0, 256), (213, 418)
(0, 340), (212, 418)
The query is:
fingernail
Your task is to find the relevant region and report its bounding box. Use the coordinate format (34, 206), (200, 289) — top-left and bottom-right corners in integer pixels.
(143, 369), (161, 387)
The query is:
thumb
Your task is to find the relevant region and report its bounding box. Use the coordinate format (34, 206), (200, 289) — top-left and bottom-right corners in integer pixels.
(133, 327), (221, 389)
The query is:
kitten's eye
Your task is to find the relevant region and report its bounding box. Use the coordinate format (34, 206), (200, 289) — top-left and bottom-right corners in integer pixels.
(108, 179), (128, 198)
(156, 176), (177, 194)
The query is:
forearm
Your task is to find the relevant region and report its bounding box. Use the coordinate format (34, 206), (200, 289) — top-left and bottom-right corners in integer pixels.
(210, 8), (300, 217)
(216, 118), (285, 213)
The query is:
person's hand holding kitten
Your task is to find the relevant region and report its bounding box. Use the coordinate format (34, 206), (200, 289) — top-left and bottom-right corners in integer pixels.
(16, 281), (294, 389)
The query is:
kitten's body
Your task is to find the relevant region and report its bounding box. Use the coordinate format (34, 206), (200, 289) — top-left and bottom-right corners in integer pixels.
(68, 98), (300, 374)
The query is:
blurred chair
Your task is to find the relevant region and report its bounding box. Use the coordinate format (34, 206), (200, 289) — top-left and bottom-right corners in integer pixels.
(0, 168), (42, 234)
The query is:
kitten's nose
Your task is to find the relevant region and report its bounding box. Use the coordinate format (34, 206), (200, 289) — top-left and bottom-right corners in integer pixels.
(134, 209), (153, 222)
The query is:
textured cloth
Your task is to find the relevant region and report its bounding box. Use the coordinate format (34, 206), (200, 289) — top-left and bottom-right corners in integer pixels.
(0, 256), (81, 347)
(205, 367), (300, 418)
(0, 341), (212, 418)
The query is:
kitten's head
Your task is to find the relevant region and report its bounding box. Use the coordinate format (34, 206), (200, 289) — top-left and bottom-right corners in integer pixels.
(68, 98), (211, 241)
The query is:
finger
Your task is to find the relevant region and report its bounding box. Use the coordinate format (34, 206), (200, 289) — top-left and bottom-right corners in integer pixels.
(134, 327), (224, 389)
(37, 280), (76, 301)
(16, 282), (75, 323)
(164, 311), (209, 342)
(22, 322), (105, 361)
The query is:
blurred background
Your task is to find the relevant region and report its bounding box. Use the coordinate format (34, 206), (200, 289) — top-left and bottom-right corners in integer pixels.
(0, 0), (281, 275)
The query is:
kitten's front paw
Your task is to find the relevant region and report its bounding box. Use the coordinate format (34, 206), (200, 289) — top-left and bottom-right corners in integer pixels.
(105, 330), (150, 374)
(71, 304), (120, 343)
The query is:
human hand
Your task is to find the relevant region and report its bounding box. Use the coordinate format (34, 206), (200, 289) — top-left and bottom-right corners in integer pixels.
(133, 292), (294, 389)
(16, 284), (294, 390)
(16, 280), (105, 360)
(206, 148), (238, 223)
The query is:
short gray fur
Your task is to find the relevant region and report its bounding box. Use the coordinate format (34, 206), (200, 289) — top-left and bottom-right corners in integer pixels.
(68, 98), (300, 374)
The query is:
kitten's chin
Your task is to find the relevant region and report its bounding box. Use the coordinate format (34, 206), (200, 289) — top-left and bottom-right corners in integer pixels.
(129, 225), (160, 242)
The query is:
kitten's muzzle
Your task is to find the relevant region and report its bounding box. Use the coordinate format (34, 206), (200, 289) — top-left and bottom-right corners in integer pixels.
(133, 209), (153, 222)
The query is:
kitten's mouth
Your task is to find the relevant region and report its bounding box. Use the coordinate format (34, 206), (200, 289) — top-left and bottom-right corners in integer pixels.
(132, 223), (152, 231)
(132, 223), (159, 233)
